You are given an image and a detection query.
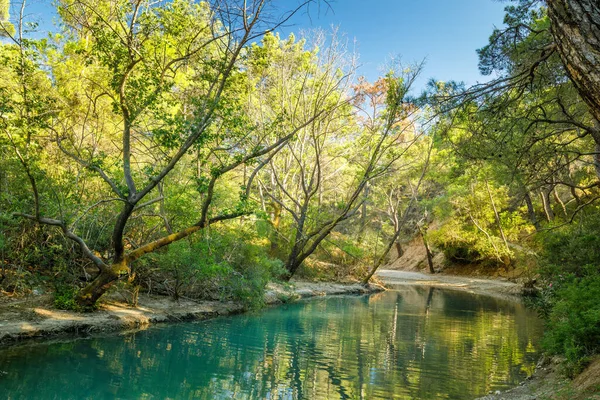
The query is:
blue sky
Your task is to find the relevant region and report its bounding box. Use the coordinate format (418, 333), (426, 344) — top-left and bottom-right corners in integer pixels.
(275, 0), (508, 91)
(15, 0), (508, 91)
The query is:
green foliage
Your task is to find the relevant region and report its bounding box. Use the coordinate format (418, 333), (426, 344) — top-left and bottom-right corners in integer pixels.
(542, 273), (600, 377)
(0, 268), (35, 294)
(428, 167), (533, 267)
(0, 0), (15, 37)
(295, 231), (376, 282)
(428, 1), (600, 376)
(539, 211), (600, 279)
(528, 208), (600, 375)
(53, 285), (80, 311)
(140, 225), (286, 308)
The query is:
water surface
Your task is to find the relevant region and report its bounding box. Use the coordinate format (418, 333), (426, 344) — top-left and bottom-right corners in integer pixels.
(0, 287), (542, 399)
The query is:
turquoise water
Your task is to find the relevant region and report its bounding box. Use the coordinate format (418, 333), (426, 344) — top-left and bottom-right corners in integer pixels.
(0, 288), (542, 399)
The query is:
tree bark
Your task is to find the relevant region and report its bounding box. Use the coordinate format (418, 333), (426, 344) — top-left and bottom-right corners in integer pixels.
(546, 0), (600, 124)
(524, 191), (540, 230)
(270, 202), (281, 256)
(420, 229), (435, 274)
(553, 186), (568, 217)
(395, 241), (404, 258)
(540, 188), (555, 222)
(112, 202), (135, 262)
(595, 142), (600, 179)
(485, 180), (510, 253)
(75, 211), (248, 307)
(75, 267), (122, 308)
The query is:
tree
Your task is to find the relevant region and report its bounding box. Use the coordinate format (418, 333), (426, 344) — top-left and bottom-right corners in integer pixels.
(361, 134), (433, 284)
(259, 64), (426, 278)
(546, 0), (600, 124)
(2, 0), (337, 307)
(428, 1), (600, 234)
(245, 30), (359, 277)
(0, 0), (14, 37)
(445, 1), (600, 177)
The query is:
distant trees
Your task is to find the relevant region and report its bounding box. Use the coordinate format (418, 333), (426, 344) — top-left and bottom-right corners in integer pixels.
(243, 30), (356, 278)
(3, 0), (438, 304)
(0, 0), (14, 36)
(258, 65), (428, 278)
(2, 0), (442, 304)
(432, 0), (599, 227)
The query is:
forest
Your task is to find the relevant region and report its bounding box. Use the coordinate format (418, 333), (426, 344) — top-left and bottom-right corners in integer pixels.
(1, 0), (600, 392)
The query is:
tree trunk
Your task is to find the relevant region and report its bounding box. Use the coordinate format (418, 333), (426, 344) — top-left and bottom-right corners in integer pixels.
(270, 202), (281, 256)
(553, 186), (568, 217)
(284, 253), (304, 279)
(395, 241), (404, 258)
(595, 142), (600, 179)
(75, 267), (121, 309)
(421, 229), (435, 274)
(112, 202), (135, 262)
(547, 0), (600, 124)
(284, 239), (304, 278)
(540, 189), (555, 222)
(485, 181), (510, 253)
(524, 192), (540, 230)
(356, 184), (370, 244)
(75, 211), (247, 307)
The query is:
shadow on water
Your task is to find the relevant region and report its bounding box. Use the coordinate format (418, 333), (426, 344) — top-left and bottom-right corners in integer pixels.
(0, 287), (543, 399)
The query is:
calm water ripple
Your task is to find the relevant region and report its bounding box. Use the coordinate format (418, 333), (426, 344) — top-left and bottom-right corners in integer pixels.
(0, 287), (543, 399)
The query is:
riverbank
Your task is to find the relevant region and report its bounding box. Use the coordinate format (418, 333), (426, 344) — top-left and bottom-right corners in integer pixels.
(375, 269), (524, 299)
(476, 355), (600, 400)
(0, 281), (384, 346)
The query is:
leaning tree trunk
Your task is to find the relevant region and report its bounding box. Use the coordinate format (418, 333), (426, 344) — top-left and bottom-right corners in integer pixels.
(75, 267), (122, 308)
(546, 0), (600, 124)
(420, 228), (435, 274)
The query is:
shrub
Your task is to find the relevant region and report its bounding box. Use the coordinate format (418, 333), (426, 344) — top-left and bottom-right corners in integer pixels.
(428, 219), (511, 266)
(295, 231), (373, 282)
(535, 207), (600, 375)
(542, 274), (600, 377)
(53, 285), (80, 311)
(137, 225), (285, 308)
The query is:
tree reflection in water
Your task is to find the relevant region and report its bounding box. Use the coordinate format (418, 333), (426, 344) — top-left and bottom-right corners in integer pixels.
(0, 288), (542, 399)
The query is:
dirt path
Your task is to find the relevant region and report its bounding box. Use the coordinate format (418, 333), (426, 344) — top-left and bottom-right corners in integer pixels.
(376, 269), (523, 298)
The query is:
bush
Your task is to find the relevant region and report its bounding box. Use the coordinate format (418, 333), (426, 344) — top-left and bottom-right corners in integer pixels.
(137, 225), (286, 308)
(538, 210), (600, 279)
(53, 285), (80, 311)
(428, 219), (511, 266)
(542, 274), (600, 377)
(295, 231), (373, 282)
(535, 207), (600, 375)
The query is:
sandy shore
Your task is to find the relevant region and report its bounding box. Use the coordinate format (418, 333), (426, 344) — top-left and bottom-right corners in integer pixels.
(0, 281), (384, 346)
(376, 269), (524, 299)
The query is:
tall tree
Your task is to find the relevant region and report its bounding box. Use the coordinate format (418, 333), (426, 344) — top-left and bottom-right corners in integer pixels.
(246, 30), (358, 277)
(2, 0), (338, 306)
(546, 0), (600, 124)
